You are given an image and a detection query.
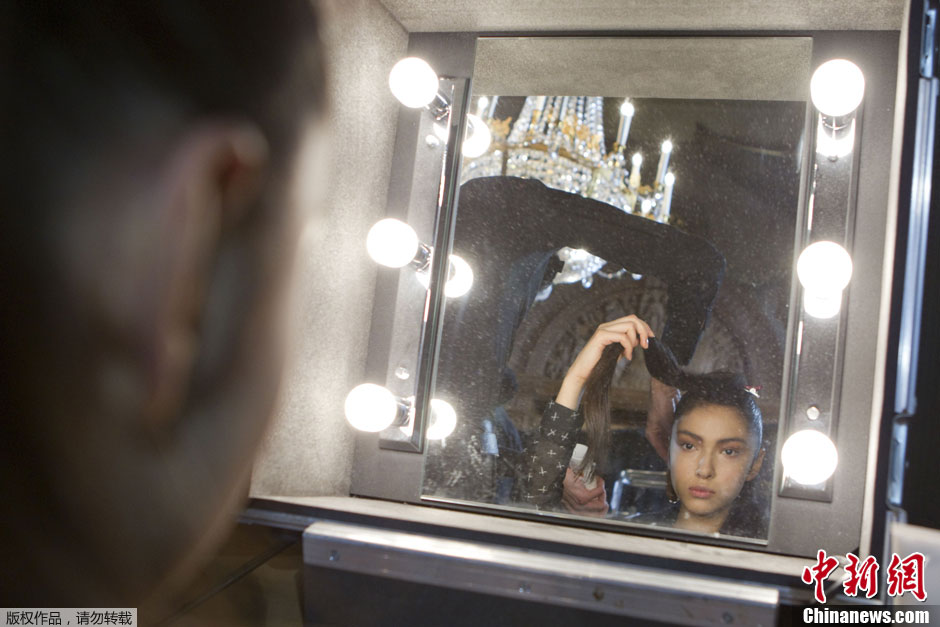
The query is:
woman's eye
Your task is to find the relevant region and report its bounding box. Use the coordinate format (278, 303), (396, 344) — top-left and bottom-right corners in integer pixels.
(681, 442), (695, 451)
(722, 448), (740, 456)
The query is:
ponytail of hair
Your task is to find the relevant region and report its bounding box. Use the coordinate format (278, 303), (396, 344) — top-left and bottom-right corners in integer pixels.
(643, 337), (688, 389)
(579, 338), (684, 474)
(577, 343), (620, 475)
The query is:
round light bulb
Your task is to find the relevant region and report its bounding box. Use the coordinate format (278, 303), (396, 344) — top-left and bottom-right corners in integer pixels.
(344, 383), (398, 432)
(366, 218), (419, 268)
(462, 114), (492, 158)
(388, 57), (439, 108)
(632, 153), (643, 167)
(620, 100), (635, 116)
(661, 139), (673, 154)
(426, 399), (457, 440)
(810, 59), (865, 117)
(664, 171), (676, 186)
(797, 241), (853, 295)
(781, 429), (839, 485)
(415, 254), (474, 298)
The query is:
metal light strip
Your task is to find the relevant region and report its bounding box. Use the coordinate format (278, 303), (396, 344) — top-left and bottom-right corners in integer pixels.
(779, 102), (863, 501)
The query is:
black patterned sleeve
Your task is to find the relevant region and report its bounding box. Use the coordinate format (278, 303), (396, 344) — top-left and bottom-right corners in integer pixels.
(522, 401), (583, 509)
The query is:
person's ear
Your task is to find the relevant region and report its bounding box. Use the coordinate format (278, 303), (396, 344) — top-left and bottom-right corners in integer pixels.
(746, 447), (766, 481)
(142, 121), (269, 437)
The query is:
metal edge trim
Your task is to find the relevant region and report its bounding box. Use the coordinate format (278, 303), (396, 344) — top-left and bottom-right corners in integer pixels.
(860, 0), (911, 557)
(303, 519), (780, 626)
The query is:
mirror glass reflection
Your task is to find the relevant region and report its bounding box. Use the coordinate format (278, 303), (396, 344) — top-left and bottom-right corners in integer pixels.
(421, 93), (806, 542)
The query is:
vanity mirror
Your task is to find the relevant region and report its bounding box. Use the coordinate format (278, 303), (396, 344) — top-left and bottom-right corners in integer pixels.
(351, 31), (900, 558)
(421, 91), (807, 543)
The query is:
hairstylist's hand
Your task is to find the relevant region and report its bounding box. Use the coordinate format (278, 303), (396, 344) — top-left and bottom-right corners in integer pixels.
(555, 315), (654, 410)
(646, 376), (680, 460)
(561, 468), (608, 517)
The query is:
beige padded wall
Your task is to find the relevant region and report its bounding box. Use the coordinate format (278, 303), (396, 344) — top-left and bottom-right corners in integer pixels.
(472, 37), (812, 100)
(249, 0), (407, 496)
(379, 0), (903, 32)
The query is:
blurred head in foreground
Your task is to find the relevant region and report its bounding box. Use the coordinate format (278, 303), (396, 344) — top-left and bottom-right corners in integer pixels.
(1, 0), (328, 605)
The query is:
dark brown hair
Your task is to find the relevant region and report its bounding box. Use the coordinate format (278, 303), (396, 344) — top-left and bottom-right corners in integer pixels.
(578, 338), (763, 474)
(577, 343), (622, 474)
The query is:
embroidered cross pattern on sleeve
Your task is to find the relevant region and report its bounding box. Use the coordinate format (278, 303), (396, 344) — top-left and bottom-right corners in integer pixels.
(522, 401), (583, 509)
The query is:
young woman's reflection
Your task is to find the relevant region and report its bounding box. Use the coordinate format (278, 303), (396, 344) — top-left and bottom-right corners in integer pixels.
(525, 315), (766, 536)
(424, 177), (726, 505)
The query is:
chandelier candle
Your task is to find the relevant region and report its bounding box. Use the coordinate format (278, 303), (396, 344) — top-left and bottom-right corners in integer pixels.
(616, 100), (635, 149)
(630, 153), (643, 189)
(661, 171), (675, 221)
(476, 96), (490, 118)
(656, 140), (673, 186)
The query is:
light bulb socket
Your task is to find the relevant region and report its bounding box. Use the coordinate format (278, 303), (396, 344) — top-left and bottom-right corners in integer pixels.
(391, 397), (414, 428)
(427, 91), (452, 121)
(819, 111), (855, 133)
(408, 243), (433, 272)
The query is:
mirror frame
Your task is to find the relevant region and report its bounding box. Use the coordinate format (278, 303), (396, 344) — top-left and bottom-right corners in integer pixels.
(351, 29), (901, 560)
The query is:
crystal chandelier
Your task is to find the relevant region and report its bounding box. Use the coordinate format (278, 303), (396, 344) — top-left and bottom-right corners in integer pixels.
(461, 96), (676, 290)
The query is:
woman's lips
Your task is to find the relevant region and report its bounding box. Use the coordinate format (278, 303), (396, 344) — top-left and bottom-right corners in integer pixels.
(688, 487), (715, 499)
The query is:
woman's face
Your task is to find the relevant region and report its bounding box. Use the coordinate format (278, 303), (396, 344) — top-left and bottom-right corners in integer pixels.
(668, 402), (764, 532)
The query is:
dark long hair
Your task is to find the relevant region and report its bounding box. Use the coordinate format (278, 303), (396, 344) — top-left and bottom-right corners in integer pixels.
(577, 338), (762, 474)
(577, 343), (621, 475)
